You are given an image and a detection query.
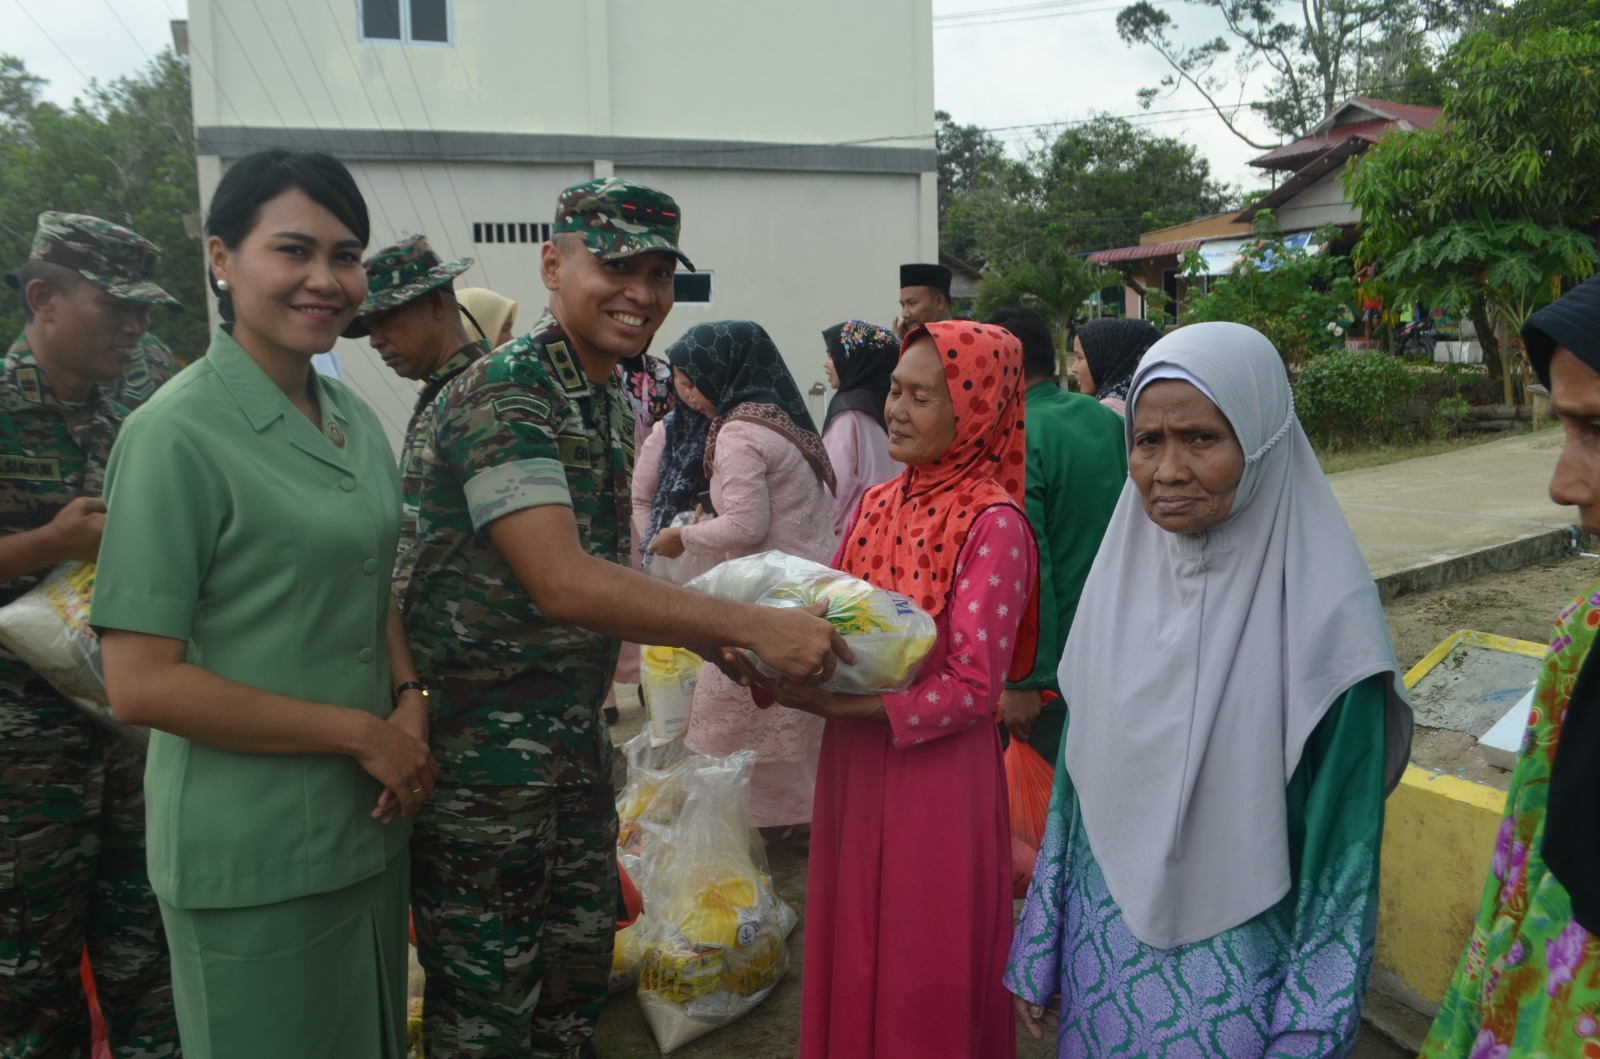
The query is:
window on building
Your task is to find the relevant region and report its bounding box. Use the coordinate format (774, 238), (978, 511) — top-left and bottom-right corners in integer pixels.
(360, 0), (451, 45)
(674, 272), (714, 306)
(472, 222), (550, 245)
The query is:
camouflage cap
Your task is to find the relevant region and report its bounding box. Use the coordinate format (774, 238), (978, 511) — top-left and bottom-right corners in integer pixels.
(346, 233), (473, 338)
(4, 211), (181, 310)
(553, 178), (695, 271)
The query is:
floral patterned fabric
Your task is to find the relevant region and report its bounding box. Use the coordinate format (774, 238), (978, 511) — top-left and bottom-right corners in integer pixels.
(1004, 676), (1389, 1058)
(1420, 581), (1600, 1059)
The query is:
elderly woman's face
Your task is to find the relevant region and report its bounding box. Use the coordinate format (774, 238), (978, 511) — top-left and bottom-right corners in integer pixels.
(1547, 346), (1600, 534)
(1129, 379), (1247, 535)
(885, 337), (956, 465)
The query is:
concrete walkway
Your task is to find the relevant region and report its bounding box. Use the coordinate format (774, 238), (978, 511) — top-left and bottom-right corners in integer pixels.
(1328, 430), (1579, 598)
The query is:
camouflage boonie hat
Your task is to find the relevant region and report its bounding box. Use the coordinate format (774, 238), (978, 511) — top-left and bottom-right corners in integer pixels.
(553, 178), (695, 271)
(346, 233), (473, 339)
(4, 211), (181, 310)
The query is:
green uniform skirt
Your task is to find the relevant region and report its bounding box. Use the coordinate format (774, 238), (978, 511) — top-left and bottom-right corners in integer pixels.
(158, 851), (409, 1058)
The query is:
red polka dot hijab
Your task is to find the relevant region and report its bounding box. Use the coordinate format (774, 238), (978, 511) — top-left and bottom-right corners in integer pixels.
(837, 320), (1037, 680)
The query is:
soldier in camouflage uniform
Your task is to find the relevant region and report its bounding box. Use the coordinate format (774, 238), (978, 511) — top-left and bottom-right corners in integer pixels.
(0, 214), (181, 1056)
(6, 213), (186, 412)
(349, 233), (484, 599)
(404, 179), (845, 1059)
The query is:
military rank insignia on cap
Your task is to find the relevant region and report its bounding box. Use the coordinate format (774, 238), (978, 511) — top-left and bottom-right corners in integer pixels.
(553, 178), (695, 272)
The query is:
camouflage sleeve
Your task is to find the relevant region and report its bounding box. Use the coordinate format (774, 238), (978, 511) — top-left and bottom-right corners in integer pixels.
(436, 371), (573, 532)
(89, 413), (225, 640)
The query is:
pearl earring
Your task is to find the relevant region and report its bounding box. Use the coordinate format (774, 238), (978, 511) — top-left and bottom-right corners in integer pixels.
(215, 279), (230, 292)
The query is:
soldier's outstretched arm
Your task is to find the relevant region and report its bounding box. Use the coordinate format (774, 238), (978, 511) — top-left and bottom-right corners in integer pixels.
(486, 503), (853, 682)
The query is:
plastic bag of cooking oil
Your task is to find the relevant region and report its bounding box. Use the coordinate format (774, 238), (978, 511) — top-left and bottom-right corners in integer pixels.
(640, 645), (701, 748)
(634, 751), (798, 1054)
(685, 550), (937, 694)
(0, 562), (147, 749)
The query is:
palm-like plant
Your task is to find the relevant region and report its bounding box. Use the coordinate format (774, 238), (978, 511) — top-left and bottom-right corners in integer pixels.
(975, 248), (1120, 368)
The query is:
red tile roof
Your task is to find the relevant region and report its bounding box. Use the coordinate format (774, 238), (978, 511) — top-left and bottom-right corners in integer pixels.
(1348, 97), (1445, 130)
(1249, 98), (1441, 170)
(1086, 240), (1202, 265)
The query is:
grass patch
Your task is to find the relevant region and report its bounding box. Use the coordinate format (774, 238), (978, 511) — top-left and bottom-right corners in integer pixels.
(1315, 422), (1552, 475)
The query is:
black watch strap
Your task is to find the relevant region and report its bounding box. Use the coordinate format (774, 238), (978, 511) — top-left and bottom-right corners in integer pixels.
(393, 680), (427, 704)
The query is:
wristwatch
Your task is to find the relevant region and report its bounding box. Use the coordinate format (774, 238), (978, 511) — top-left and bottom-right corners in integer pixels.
(393, 680), (428, 705)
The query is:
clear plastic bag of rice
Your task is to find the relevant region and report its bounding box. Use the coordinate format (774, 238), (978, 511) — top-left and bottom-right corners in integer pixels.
(0, 562), (147, 749)
(685, 550), (937, 693)
(634, 751), (798, 1054)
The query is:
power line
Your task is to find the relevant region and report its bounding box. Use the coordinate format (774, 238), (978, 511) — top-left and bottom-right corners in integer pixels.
(273, 24), (397, 237)
(935, 0), (1178, 26)
(393, 34), (495, 287)
(311, 0), (435, 230)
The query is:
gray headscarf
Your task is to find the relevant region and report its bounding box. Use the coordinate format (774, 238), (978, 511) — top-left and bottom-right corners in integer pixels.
(1059, 321), (1412, 950)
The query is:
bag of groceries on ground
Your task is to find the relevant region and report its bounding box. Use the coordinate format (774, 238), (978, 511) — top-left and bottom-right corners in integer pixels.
(612, 729), (696, 995)
(0, 562), (147, 749)
(684, 550), (936, 694)
(630, 749), (798, 1054)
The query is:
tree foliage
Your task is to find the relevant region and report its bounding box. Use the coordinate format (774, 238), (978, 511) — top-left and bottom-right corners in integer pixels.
(974, 248), (1119, 357)
(0, 51), (206, 359)
(935, 110), (1029, 270)
(1115, 0), (1492, 147)
(1346, 23), (1600, 401)
(936, 112), (1234, 272)
(1180, 218), (1357, 364)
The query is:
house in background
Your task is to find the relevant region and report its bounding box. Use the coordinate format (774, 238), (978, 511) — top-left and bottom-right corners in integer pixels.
(1089, 97), (1441, 325)
(185, 0), (937, 448)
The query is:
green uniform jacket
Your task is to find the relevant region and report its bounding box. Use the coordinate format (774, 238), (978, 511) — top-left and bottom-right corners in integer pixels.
(90, 327), (408, 910)
(1008, 381), (1128, 694)
(403, 311), (633, 789)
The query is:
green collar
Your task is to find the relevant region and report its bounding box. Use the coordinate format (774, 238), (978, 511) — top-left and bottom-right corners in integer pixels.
(207, 326), (351, 439)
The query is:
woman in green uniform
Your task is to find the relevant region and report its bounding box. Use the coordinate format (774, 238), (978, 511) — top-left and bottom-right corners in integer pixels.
(91, 150), (437, 1057)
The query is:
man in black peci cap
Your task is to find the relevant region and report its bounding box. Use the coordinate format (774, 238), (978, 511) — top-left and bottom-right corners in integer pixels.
(894, 261), (954, 338)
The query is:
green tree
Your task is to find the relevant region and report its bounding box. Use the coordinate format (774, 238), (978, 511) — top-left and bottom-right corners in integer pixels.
(1115, 0), (1492, 147)
(1026, 116), (1234, 258)
(935, 110), (1030, 269)
(0, 50), (206, 359)
(974, 248), (1119, 363)
(1346, 24), (1600, 402)
(1180, 217), (1357, 363)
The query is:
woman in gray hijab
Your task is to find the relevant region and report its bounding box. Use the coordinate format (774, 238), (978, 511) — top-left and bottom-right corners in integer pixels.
(1004, 322), (1413, 1058)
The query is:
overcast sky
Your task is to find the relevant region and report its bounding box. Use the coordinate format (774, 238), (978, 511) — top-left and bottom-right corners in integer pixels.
(8, 0), (1283, 200)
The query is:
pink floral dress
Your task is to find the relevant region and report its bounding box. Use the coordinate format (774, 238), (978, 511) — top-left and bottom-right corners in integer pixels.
(1420, 580), (1600, 1058)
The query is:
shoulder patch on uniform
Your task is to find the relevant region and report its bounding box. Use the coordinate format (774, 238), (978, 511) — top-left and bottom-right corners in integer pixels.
(15, 366), (42, 405)
(493, 395), (552, 423)
(544, 340), (587, 394)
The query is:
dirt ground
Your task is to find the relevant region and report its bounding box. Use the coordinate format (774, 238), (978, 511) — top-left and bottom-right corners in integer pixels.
(592, 556), (1599, 1058)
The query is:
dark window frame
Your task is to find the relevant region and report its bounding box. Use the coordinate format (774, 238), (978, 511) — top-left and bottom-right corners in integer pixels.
(674, 271), (715, 306)
(358, 0), (452, 46)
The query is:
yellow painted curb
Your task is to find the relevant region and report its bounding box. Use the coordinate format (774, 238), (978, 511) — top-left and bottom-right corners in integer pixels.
(1402, 629), (1547, 691)
(1377, 631), (1544, 1012)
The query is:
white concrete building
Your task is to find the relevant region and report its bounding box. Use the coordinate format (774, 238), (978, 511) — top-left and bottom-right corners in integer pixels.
(186, 0), (937, 448)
